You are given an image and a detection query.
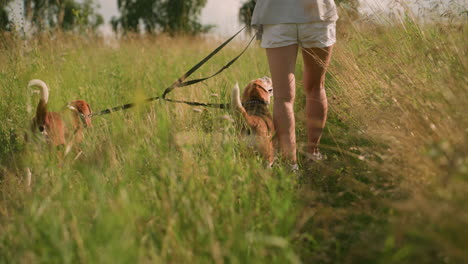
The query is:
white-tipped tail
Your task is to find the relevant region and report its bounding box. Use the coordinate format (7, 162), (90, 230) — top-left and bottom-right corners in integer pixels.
(28, 79), (49, 103)
(231, 83), (243, 112)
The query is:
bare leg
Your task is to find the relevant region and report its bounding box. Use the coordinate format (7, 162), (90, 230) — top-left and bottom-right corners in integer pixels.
(302, 46), (333, 156)
(266, 44), (299, 164)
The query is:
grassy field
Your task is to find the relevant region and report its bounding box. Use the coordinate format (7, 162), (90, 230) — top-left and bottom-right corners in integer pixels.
(0, 14), (467, 263)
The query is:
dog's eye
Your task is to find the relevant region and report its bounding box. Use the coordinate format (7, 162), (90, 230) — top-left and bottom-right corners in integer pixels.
(38, 126), (44, 132)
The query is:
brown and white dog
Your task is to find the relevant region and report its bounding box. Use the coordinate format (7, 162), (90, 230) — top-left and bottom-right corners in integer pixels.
(231, 77), (275, 167)
(28, 79), (92, 155)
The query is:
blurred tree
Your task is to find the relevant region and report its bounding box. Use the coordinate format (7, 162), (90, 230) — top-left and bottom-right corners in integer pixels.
(23, 0), (103, 32)
(239, 0), (360, 31)
(162, 0), (210, 35)
(111, 0), (163, 33)
(238, 0), (255, 33)
(111, 0), (212, 36)
(0, 0), (13, 31)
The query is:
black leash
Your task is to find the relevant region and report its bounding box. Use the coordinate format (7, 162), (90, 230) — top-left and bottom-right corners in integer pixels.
(161, 29), (254, 99)
(92, 27), (254, 117)
(91, 96), (161, 116)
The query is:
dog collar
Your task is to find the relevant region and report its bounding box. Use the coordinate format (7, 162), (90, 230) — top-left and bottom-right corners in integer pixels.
(243, 100), (268, 106)
(67, 105), (91, 127)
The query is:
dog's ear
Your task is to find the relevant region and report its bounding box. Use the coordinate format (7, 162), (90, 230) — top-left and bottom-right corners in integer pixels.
(84, 108), (92, 127)
(86, 103), (92, 114)
(79, 102), (93, 127)
(241, 82), (253, 102)
(67, 101), (93, 128)
(254, 78), (273, 95)
(251, 80), (271, 103)
(253, 79), (264, 88)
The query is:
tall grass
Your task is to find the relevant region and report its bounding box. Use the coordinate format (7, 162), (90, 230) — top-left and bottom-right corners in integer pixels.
(0, 9), (467, 264)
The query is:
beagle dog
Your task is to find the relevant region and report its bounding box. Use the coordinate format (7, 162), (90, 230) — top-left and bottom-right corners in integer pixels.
(231, 77), (275, 167)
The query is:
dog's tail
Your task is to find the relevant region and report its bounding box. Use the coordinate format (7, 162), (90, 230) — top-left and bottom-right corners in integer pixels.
(231, 83), (246, 115)
(28, 79), (49, 126)
(232, 83), (258, 128)
(28, 79), (49, 104)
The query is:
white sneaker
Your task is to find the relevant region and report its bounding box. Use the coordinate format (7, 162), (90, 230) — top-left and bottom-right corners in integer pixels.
(290, 164), (299, 172)
(310, 151), (324, 161)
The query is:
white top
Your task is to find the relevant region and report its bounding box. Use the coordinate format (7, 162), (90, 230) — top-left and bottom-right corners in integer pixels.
(251, 0), (339, 25)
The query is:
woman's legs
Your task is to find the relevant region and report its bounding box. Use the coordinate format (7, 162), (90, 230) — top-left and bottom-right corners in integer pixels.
(301, 46), (333, 156)
(266, 44), (299, 164)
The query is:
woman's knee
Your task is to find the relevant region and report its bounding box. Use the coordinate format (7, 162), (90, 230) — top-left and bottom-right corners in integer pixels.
(274, 94), (295, 106)
(304, 81), (324, 96)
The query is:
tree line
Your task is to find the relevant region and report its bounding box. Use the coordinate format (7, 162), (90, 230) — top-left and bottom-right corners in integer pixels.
(1, 0), (359, 35)
(1, 0), (103, 32)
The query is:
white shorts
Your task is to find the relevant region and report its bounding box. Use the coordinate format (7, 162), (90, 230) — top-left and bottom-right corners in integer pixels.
(259, 22), (336, 49)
